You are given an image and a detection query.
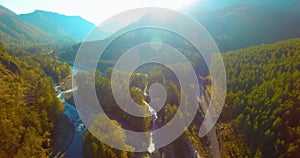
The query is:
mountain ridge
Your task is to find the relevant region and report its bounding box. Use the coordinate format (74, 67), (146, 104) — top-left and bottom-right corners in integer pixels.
(83, 1), (300, 52)
(0, 5), (76, 48)
(19, 10), (100, 41)
(186, 1), (300, 51)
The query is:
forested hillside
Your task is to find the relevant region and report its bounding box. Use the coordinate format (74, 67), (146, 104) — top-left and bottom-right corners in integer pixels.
(0, 42), (71, 157)
(220, 38), (300, 157)
(64, 37), (300, 157)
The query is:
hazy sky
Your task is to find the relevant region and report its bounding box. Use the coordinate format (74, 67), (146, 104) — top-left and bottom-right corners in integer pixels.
(0, 0), (196, 24)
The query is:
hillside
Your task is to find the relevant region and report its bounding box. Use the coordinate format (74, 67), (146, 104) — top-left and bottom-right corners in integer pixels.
(73, 1), (300, 52)
(0, 42), (72, 157)
(0, 5), (59, 48)
(189, 2), (300, 51)
(58, 1), (300, 65)
(78, 38), (300, 158)
(187, 0), (300, 10)
(19, 10), (105, 41)
(217, 38), (300, 157)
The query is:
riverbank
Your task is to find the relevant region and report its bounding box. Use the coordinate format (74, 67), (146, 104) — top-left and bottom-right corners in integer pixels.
(50, 114), (75, 158)
(51, 83), (85, 158)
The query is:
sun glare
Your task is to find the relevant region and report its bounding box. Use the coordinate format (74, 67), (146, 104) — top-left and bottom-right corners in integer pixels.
(0, 0), (196, 24)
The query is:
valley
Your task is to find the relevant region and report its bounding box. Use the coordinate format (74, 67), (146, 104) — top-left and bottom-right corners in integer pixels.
(0, 1), (299, 158)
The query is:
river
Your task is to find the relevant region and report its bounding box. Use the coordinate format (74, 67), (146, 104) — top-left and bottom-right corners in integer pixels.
(55, 66), (86, 158)
(56, 88), (85, 158)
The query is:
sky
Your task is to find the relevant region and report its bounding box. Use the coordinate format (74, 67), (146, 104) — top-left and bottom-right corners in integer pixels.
(0, 0), (196, 25)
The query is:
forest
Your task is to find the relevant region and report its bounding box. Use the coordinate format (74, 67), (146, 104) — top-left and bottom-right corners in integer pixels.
(77, 55), (211, 157)
(1, 35), (299, 157)
(0, 42), (71, 157)
(220, 38), (300, 157)
(0, 37), (299, 157)
(0, 1), (299, 157)
(79, 39), (300, 158)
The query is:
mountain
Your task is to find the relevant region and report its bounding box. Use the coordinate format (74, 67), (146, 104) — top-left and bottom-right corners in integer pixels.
(0, 5), (59, 47)
(85, 1), (300, 52)
(59, 1), (300, 65)
(0, 5), (106, 48)
(187, 0), (300, 10)
(19, 10), (107, 41)
(186, 1), (300, 51)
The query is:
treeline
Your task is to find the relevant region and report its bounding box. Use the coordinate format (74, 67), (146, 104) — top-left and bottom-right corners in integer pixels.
(222, 38), (300, 157)
(0, 42), (70, 157)
(9, 48), (71, 83)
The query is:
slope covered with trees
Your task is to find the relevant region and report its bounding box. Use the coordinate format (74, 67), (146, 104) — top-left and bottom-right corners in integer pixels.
(0, 42), (71, 157)
(220, 38), (300, 157)
(79, 63), (203, 157)
(63, 38), (300, 158)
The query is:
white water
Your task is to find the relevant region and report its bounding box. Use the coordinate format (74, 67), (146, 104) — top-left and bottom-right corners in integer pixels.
(57, 86), (78, 99)
(143, 100), (157, 153)
(54, 85), (61, 90)
(56, 84), (85, 157)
